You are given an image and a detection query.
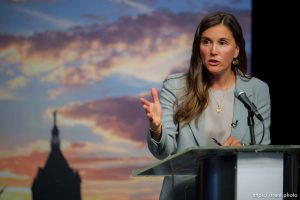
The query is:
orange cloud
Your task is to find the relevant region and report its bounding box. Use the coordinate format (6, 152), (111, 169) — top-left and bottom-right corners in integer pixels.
(48, 95), (148, 145)
(0, 151), (47, 187)
(0, 142), (156, 184)
(0, 10), (199, 93)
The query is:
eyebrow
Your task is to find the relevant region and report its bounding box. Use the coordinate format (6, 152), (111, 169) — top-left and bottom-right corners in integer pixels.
(201, 36), (230, 40)
(200, 36), (231, 43)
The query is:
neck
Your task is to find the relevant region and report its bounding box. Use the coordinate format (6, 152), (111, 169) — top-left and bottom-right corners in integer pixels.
(209, 70), (235, 90)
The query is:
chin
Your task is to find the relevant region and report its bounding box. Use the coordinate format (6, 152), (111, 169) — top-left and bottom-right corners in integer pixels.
(207, 68), (222, 74)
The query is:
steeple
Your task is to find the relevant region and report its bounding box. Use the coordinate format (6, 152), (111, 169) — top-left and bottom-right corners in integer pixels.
(32, 111), (81, 200)
(51, 111), (60, 150)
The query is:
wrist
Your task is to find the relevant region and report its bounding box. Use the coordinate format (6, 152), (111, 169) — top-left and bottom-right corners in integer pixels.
(149, 122), (162, 134)
(150, 123), (162, 142)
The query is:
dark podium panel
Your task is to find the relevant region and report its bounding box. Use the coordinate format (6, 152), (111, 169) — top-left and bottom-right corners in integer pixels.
(133, 145), (300, 200)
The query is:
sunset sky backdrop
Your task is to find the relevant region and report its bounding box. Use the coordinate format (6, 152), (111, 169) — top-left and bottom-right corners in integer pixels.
(0, 0), (251, 199)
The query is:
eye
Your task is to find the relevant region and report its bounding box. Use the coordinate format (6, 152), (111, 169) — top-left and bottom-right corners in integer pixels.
(200, 38), (211, 45)
(219, 39), (228, 45)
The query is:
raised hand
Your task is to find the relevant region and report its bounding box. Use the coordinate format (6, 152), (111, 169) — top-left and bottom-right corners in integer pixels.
(140, 88), (162, 140)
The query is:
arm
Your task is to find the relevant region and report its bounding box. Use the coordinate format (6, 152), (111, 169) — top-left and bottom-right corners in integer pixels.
(253, 82), (271, 144)
(143, 77), (181, 160)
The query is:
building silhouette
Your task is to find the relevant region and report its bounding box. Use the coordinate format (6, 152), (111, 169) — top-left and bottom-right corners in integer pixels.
(32, 112), (81, 200)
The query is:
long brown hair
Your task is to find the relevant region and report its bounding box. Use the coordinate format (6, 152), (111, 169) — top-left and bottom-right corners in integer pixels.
(174, 11), (249, 127)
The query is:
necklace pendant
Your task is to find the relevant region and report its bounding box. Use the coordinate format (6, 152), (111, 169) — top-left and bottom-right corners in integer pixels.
(216, 105), (222, 113)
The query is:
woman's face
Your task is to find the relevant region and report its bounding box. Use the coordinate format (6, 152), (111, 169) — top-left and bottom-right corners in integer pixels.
(200, 24), (239, 75)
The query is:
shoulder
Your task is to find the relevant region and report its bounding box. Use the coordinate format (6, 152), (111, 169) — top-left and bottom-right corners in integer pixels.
(164, 72), (186, 82)
(160, 73), (187, 98)
(249, 77), (270, 100)
(237, 74), (269, 90)
(236, 74), (270, 98)
(250, 77), (269, 89)
(162, 73), (187, 89)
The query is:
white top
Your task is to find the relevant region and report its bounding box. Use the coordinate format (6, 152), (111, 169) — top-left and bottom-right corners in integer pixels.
(205, 85), (235, 145)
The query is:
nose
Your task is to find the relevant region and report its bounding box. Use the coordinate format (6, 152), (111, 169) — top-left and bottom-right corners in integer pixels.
(210, 44), (218, 55)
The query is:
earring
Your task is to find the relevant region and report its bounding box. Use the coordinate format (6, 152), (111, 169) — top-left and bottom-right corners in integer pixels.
(232, 58), (239, 65)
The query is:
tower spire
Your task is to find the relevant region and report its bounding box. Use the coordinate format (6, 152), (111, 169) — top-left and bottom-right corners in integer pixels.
(51, 110), (60, 150)
(54, 111), (57, 126)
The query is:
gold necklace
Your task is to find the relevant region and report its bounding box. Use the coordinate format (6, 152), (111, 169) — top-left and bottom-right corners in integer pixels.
(209, 90), (226, 113)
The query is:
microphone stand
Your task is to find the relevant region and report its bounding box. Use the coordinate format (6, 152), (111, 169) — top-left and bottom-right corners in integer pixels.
(247, 110), (256, 145)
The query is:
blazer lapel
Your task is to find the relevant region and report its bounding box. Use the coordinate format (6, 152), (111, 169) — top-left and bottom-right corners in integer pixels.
(188, 113), (206, 146)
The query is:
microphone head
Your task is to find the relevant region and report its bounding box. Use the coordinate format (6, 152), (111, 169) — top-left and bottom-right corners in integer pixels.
(234, 89), (245, 98)
(234, 88), (264, 121)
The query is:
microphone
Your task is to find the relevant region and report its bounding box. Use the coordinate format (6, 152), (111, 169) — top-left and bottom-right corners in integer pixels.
(234, 89), (264, 121)
(231, 120), (238, 128)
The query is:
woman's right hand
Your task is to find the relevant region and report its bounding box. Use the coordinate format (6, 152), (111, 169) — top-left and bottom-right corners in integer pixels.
(140, 88), (162, 141)
(223, 135), (241, 146)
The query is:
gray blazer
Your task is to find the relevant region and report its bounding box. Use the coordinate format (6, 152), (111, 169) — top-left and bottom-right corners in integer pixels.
(147, 72), (271, 200)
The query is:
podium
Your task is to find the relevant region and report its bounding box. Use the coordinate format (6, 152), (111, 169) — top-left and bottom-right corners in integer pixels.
(133, 145), (300, 200)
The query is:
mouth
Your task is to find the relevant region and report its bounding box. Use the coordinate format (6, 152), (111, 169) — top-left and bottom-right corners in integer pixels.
(208, 59), (220, 66)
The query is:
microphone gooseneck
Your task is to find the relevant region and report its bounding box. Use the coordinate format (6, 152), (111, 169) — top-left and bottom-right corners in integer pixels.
(234, 89), (266, 145)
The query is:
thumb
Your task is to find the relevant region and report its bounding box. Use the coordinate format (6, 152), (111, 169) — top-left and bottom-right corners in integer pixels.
(151, 88), (159, 103)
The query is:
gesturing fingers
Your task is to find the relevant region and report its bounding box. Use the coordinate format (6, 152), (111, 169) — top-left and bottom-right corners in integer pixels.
(140, 88), (162, 127)
(140, 97), (151, 106)
(140, 99), (151, 113)
(151, 88), (159, 103)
